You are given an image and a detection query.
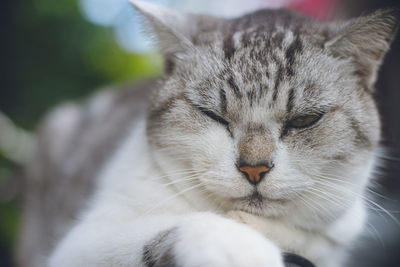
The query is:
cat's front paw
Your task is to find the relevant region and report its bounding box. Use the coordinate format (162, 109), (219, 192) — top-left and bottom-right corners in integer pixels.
(143, 213), (284, 267)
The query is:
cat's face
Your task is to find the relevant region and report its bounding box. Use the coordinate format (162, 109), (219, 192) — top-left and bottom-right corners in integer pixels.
(137, 2), (398, 226)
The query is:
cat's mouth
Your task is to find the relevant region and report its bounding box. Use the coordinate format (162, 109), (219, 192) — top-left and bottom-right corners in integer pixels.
(233, 190), (289, 210)
(233, 190), (289, 215)
(245, 191), (264, 208)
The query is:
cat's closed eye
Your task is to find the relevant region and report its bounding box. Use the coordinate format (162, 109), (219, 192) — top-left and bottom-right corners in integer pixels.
(196, 106), (229, 127)
(287, 113), (323, 129)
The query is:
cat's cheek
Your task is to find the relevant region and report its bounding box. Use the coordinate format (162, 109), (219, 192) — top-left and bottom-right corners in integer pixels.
(193, 126), (235, 167)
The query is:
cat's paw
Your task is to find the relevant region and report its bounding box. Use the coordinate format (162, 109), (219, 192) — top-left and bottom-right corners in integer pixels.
(143, 213), (284, 267)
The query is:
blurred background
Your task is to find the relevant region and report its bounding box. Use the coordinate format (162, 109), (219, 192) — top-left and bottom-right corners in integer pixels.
(0, 0), (399, 266)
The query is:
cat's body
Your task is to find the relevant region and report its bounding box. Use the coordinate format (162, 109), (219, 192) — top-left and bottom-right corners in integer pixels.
(17, 1), (399, 267)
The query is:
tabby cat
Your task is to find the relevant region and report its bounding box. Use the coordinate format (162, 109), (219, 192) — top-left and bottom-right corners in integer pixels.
(45, 1), (399, 266)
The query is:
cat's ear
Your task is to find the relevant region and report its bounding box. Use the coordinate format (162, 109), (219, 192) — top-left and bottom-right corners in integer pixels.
(130, 0), (195, 55)
(326, 8), (399, 91)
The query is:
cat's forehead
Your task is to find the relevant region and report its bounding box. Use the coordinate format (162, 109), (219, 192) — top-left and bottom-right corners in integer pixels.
(185, 25), (346, 120)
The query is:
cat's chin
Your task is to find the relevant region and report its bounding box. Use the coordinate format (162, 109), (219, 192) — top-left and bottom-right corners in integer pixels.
(230, 191), (290, 216)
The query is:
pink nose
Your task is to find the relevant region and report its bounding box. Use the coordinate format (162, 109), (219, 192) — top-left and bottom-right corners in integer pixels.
(239, 165), (271, 185)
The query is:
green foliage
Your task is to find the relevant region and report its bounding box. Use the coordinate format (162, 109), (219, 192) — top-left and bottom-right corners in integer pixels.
(12, 0), (162, 129)
(0, 154), (19, 247)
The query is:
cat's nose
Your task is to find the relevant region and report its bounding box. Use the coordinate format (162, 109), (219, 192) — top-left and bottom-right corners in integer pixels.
(238, 164), (273, 185)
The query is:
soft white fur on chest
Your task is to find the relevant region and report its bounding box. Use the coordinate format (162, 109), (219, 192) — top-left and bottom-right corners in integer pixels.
(228, 199), (365, 267)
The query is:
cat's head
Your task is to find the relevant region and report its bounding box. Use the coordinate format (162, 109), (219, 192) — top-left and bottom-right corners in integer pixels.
(133, 1), (399, 226)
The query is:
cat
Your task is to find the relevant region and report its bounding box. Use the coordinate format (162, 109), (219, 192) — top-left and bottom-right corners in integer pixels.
(19, 1), (399, 267)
